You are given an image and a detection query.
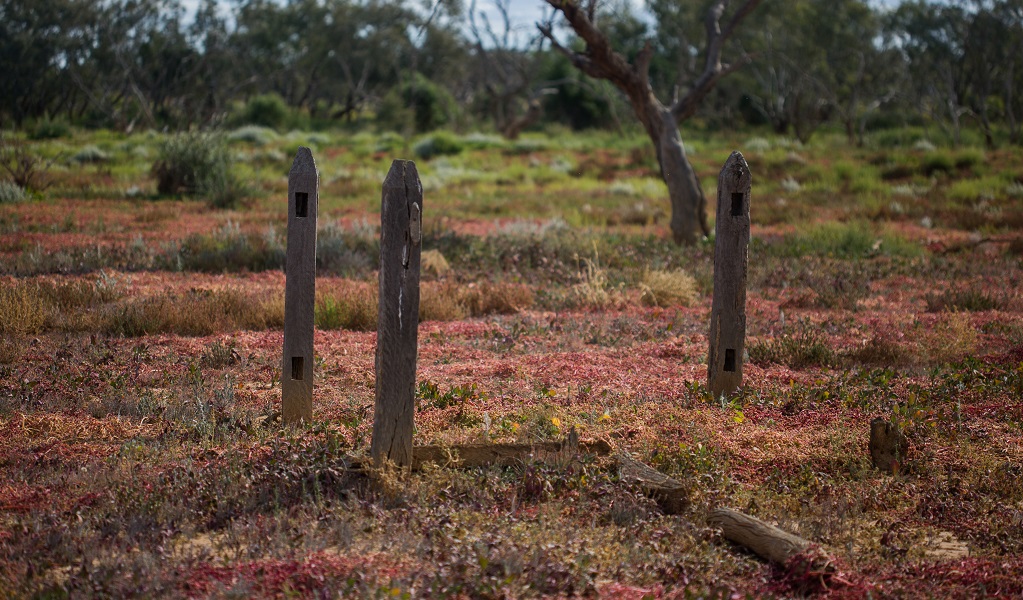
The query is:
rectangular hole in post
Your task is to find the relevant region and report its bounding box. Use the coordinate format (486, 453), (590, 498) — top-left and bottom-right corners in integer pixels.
(291, 356), (304, 380)
(295, 192), (308, 218)
(730, 192), (743, 217)
(724, 348), (736, 372)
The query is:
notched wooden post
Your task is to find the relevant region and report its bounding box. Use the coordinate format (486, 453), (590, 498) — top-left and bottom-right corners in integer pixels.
(708, 151), (751, 399)
(371, 160), (423, 468)
(282, 147), (318, 424)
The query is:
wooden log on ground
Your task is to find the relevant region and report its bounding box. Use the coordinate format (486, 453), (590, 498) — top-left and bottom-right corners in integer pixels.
(618, 455), (690, 514)
(707, 507), (811, 565)
(371, 160), (424, 468)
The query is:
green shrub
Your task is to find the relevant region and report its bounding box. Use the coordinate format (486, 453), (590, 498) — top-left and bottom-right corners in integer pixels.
(413, 131), (464, 160)
(152, 131), (243, 208)
(227, 125), (278, 146)
(28, 116), (70, 140)
(236, 93), (290, 129)
(921, 151), (955, 175)
(72, 145), (110, 164)
(377, 73), (456, 133)
(0, 180), (26, 203)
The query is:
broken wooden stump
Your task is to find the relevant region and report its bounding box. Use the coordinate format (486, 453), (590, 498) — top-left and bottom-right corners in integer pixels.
(707, 507), (812, 565)
(869, 417), (908, 474)
(282, 147), (318, 424)
(370, 160), (424, 468)
(618, 455), (689, 514)
(708, 151), (752, 399)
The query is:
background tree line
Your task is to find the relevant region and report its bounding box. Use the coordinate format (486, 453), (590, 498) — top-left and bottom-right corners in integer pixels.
(2, 0), (1022, 147)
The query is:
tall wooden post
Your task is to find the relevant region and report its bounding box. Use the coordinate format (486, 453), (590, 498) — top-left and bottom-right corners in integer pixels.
(282, 147), (318, 424)
(708, 151), (751, 399)
(371, 160), (423, 467)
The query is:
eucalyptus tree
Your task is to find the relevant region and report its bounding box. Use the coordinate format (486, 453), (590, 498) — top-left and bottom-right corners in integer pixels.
(538, 0), (762, 245)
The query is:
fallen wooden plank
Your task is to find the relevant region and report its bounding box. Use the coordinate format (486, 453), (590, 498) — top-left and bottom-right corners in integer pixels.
(618, 455), (689, 514)
(707, 507), (811, 565)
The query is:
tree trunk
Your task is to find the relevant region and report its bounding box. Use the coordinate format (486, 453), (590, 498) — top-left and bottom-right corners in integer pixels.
(655, 110), (710, 244)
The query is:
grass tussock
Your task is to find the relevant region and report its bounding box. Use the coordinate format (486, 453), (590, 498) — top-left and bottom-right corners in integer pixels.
(925, 288), (1004, 312)
(748, 327), (836, 369)
(316, 283), (378, 331)
(639, 269), (697, 307)
(0, 282), (47, 335)
(106, 289), (284, 337)
(920, 312), (978, 365)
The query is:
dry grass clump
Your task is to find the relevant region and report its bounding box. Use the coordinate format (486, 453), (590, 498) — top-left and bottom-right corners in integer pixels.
(461, 281), (534, 316)
(0, 281), (46, 334)
(420, 281), (468, 322)
(421, 249), (451, 276)
(105, 289), (283, 336)
(315, 283), (378, 331)
(419, 281), (535, 322)
(0, 336), (25, 364)
(639, 269), (698, 307)
(845, 334), (913, 367)
(919, 312), (978, 364)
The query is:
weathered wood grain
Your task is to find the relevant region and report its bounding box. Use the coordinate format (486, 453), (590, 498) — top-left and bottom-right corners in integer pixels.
(282, 147), (318, 424)
(708, 507), (811, 565)
(371, 160), (423, 467)
(708, 151), (752, 398)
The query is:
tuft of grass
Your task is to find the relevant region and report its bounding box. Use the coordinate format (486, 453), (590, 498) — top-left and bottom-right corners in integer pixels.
(315, 284), (378, 331)
(413, 131), (464, 160)
(152, 131), (244, 208)
(460, 281), (535, 316)
(771, 222), (921, 259)
(925, 288), (1004, 312)
(748, 326), (836, 369)
(0, 180), (26, 203)
(420, 282), (468, 322)
(0, 282), (48, 335)
(919, 313), (978, 365)
(639, 269), (697, 307)
(105, 288), (283, 337)
(421, 249), (450, 276)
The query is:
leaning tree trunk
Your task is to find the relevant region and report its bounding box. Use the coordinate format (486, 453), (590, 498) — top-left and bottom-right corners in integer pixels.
(656, 110), (710, 244)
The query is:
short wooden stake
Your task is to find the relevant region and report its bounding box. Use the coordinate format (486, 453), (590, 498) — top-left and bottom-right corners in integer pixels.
(371, 160), (423, 467)
(708, 151), (751, 399)
(282, 147), (318, 424)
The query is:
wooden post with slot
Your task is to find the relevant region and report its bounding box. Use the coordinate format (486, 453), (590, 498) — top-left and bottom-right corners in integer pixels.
(282, 147), (318, 424)
(371, 160), (423, 467)
(708, 151), (751, 399)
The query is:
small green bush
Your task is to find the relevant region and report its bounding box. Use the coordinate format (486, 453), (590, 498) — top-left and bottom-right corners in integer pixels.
(227, 125), (278, 146)
(413, 131), (464, 160)
(377, 73), (456, 133)
(235, 93), (290, 129)
(152, 131), (243, 208)
(0, 180), (26, 203)
(28, 116), (70, 140)
(72, 145), (110, 164)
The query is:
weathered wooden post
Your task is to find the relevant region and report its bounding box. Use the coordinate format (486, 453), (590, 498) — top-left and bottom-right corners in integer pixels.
(282, 147), (318, 424)
(708, 151), (751, 399)
(371, 160), (423, 467)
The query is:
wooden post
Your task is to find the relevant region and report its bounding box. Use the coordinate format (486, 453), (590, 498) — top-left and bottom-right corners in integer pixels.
(282, 147), (318, 424)
(708, 151), (751, 399)
(371, 160), (423, 467)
